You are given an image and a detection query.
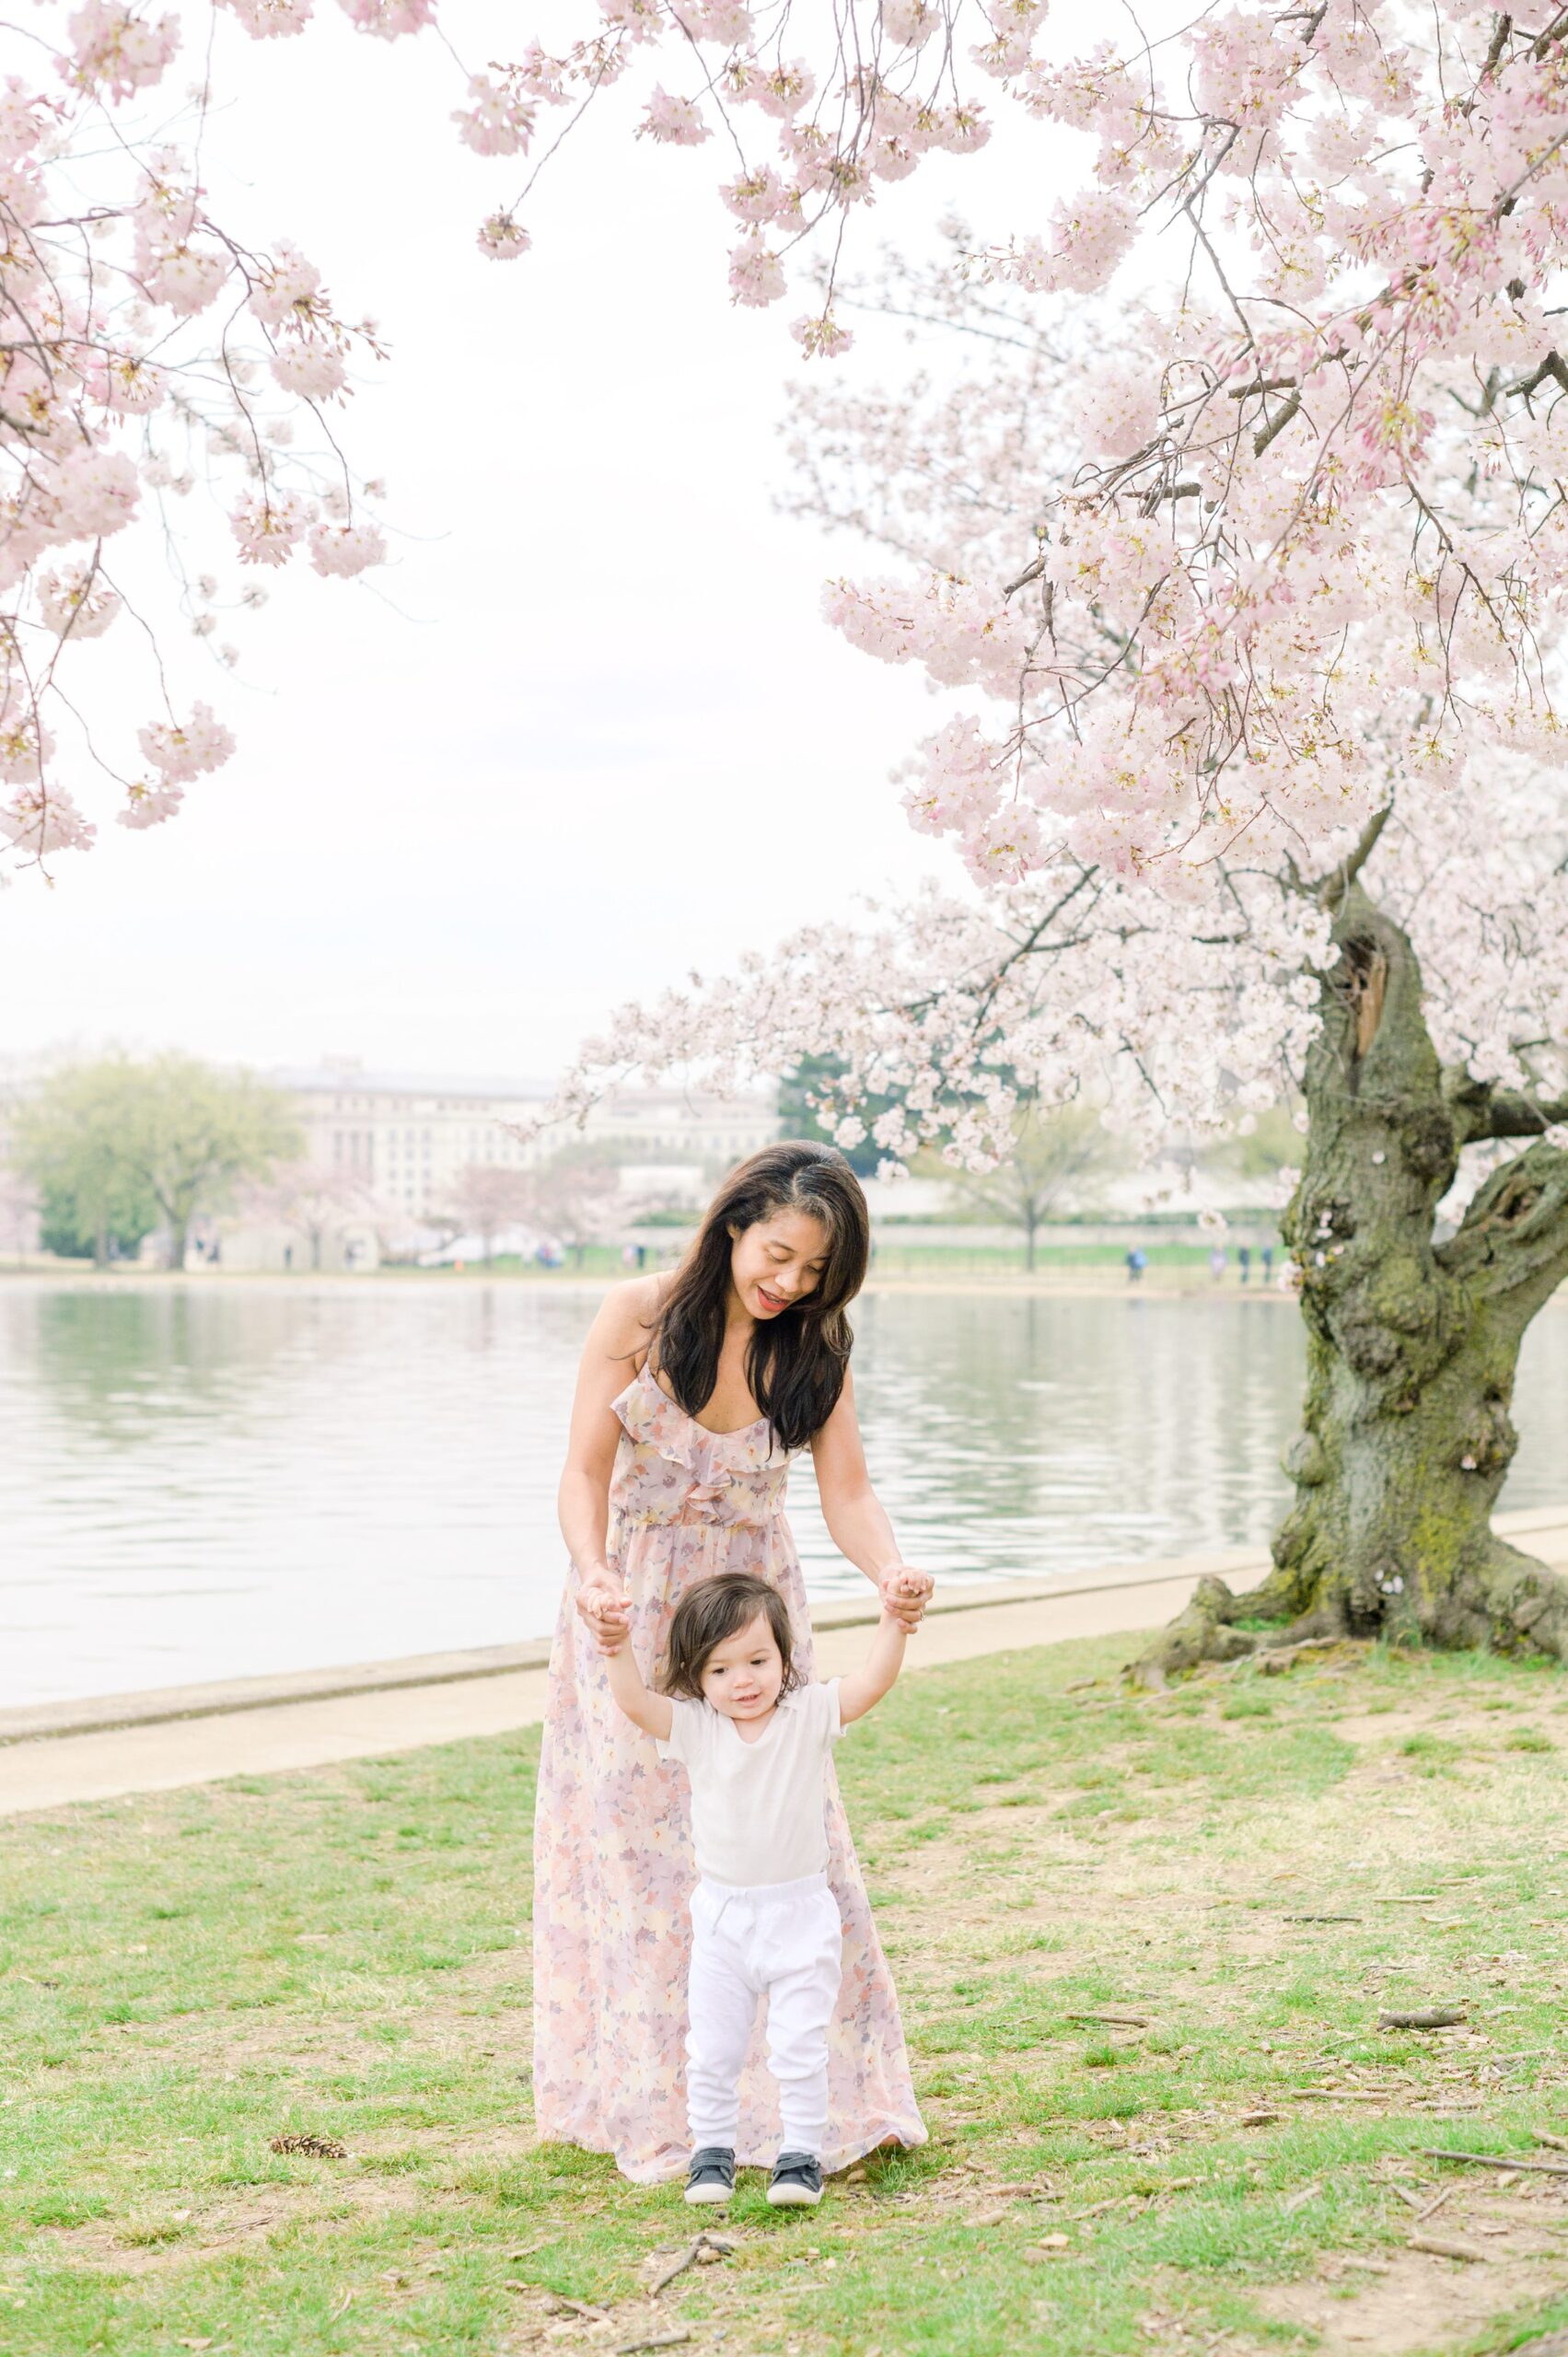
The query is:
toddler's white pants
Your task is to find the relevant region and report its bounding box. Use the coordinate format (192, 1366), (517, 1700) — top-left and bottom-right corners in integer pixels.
(685, 1872), (843, 2158)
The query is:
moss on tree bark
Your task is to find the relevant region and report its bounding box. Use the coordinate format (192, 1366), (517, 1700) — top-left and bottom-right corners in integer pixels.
(1133, 868), (1568, 1685)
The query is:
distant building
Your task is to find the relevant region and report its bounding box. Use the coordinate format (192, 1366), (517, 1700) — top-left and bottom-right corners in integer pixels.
(269, 1064), (778, 1225)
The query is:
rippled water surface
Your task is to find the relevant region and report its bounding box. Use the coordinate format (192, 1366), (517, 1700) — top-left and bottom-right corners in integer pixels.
(5, 1279), (1567, 1706)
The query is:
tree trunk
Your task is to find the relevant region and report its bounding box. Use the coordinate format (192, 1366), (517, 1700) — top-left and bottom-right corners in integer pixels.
(166, 1219), (189, 1271)
(94, 1221), (109, 1270)
(1134, 878), (1568, 1684)
(1024, 1209), (1038, 1273)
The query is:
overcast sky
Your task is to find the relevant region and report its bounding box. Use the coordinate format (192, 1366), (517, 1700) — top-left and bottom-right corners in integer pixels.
(2, 2), (1086, 1085)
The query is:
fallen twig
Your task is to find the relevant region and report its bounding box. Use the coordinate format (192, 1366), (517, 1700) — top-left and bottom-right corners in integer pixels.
(1239, 2108), (1281, 2127)
(546, 2296), (612, 2322)
(1378, 2008), (1467, 2030)
(1415, 2187), (1454, 2223)
(1421, 2148), (1568, 2177)
(650, 2234), (733, 2295)
(1408, 2232), (1489, 2261)
(1284, 1912), (1364, 1922)
(1065, 2011), (1150, 2029)
(1536, 2131), (1568, 2154)
(617, 2334), (692, 2355)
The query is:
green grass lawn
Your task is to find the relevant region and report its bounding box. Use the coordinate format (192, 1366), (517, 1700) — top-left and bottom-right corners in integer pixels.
(5, 1637), (1568, 2356)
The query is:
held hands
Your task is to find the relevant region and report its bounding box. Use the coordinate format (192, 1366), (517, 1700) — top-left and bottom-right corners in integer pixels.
(878, 1565), (934, 1631)
(575, 1568), (633, 1656)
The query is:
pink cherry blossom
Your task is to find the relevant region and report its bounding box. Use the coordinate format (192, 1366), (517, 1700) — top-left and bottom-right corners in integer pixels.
(218, 0), (314, 33)
(792, 312), (854, 361)
(49, 449), (140, 541)
(453, 73), (536, 156)
(229, 491), (312, 567)
(308, 519), (387, 576)
(476, 211), (531, 261)
(39, 565), (122, 639)
(335, 0), (434, 38)
(249, 242), (324, 331)
(640, 87), (710, 145)
(137, 702), (237, 780)
(65, 0), (179, 98)
(269, 342), (348, 399)
(117, 778), (184, 829)
(727, 237), (785, 308)
(0, 785), (96, 857)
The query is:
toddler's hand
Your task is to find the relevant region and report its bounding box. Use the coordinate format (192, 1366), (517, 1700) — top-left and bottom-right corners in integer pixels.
(590, 1596), (633, 1655)
(879, 1566), (933, 1630)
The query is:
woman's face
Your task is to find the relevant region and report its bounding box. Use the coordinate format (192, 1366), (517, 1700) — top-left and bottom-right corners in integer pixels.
(728, 1208), (830, 1323)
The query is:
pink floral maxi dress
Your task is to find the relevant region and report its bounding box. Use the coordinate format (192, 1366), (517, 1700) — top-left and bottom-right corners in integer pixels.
(531, 1361), (927, 2184)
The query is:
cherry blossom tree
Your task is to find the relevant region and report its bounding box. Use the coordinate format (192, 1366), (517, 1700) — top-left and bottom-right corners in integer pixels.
(443, 1160), (539, 1262)
(543, 216), (1568, 1678)
(243, 1161), (380, 1271)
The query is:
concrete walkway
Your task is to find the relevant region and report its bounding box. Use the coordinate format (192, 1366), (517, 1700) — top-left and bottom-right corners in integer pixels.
(6, 1505), (1567, 1817)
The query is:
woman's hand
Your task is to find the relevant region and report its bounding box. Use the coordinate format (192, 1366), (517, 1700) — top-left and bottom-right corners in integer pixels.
(878, 1565), (934, 1631)
(575, 1566), (631, 1655)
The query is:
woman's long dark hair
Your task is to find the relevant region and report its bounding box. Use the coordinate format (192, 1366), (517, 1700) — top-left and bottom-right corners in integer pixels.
(647, 1141), (869, 1453)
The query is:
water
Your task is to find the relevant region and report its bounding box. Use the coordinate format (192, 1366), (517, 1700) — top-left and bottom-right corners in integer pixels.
(3, 1279), (1567, 1709)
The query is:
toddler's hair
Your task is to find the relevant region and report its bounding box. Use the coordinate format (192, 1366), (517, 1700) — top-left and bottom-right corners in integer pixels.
(658, 1572), (804, 1701)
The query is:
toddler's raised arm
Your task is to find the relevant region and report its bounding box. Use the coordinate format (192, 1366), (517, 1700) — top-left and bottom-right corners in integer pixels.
(838, 1602), (910, 1727)
(601, 1617), (674, 1742)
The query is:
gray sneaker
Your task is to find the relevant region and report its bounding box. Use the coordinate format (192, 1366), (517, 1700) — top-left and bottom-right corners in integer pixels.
(766, 2151), (823, 2207)
(685, 2146), (736, 2205)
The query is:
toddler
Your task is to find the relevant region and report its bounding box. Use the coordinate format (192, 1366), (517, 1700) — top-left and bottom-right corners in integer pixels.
(598, 1568), (909, 2208)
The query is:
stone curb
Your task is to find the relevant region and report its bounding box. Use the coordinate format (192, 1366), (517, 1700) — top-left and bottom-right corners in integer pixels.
(2, 1550), (1273, 1747)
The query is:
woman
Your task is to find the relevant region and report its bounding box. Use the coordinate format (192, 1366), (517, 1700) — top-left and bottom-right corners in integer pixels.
(534, 1141), (933, 2184)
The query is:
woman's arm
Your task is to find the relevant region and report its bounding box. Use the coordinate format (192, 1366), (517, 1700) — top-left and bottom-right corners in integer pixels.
(810, 1370), (934, 1631)
(558, 1275), (664, 1631)
(601, 1620), (674, 1741)
(838, 1608), (908, 1725)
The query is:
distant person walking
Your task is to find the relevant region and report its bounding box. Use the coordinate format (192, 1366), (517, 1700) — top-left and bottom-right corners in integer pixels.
(536, 1144), (932, 2185)
(1125, 1246), (1147, 1283)
(1261, 1244), (1274, 1282)
(1208, 1245), (1227, 1283)
(1237, 1245), (1251, 1284)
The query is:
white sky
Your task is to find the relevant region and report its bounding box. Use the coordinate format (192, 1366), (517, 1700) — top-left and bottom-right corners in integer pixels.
(1, 3), (1086, 1084)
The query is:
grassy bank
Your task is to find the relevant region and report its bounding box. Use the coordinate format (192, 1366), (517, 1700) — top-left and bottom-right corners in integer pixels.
(4, 1638), (1568, 2356)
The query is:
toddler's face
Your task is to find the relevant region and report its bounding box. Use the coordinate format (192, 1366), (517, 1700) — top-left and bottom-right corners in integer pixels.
(699, 1612), (785, 1722)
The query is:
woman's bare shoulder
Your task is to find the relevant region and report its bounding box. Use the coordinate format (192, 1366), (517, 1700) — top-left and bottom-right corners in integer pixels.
(587, 1272), (670, 1357)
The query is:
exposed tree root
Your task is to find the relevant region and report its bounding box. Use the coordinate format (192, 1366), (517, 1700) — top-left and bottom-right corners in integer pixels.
(1125, 1545), (1568, 1690)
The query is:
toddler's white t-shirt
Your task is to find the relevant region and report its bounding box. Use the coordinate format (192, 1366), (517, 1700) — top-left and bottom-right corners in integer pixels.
(655, 1678), (845, 1888)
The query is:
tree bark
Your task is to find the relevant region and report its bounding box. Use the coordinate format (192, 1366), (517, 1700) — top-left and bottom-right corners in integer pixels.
(1133, 877), (1568, 1684)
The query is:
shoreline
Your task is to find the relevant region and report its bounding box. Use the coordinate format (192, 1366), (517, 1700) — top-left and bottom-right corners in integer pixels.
(6, 1502), (1568, 1815)
(0, 1265), (1311, 1302)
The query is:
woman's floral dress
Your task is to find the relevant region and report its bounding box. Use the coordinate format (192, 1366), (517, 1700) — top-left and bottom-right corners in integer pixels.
(531, 1359), (926, 2184)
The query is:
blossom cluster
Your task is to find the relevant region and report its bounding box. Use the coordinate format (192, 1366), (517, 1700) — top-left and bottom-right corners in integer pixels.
(0, 26), (389, 874)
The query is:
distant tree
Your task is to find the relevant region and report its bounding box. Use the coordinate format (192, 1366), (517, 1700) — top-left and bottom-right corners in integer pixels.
(243, 1162), (377, 1273)
(777, 1056), (889, 1178)
(18, 1056), (301, 1272)
(0, 1166), (41, 1269)
(12, 1064), (159, 1266)
(936, 1105), (1120, 1272)
(525, 1147), (622, 1270)
(445, 1162), (540, 1266)
(130, 1059), (301, 1270)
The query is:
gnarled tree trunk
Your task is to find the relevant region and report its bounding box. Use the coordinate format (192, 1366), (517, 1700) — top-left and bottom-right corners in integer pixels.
(1135, 873), (1568, 1684)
